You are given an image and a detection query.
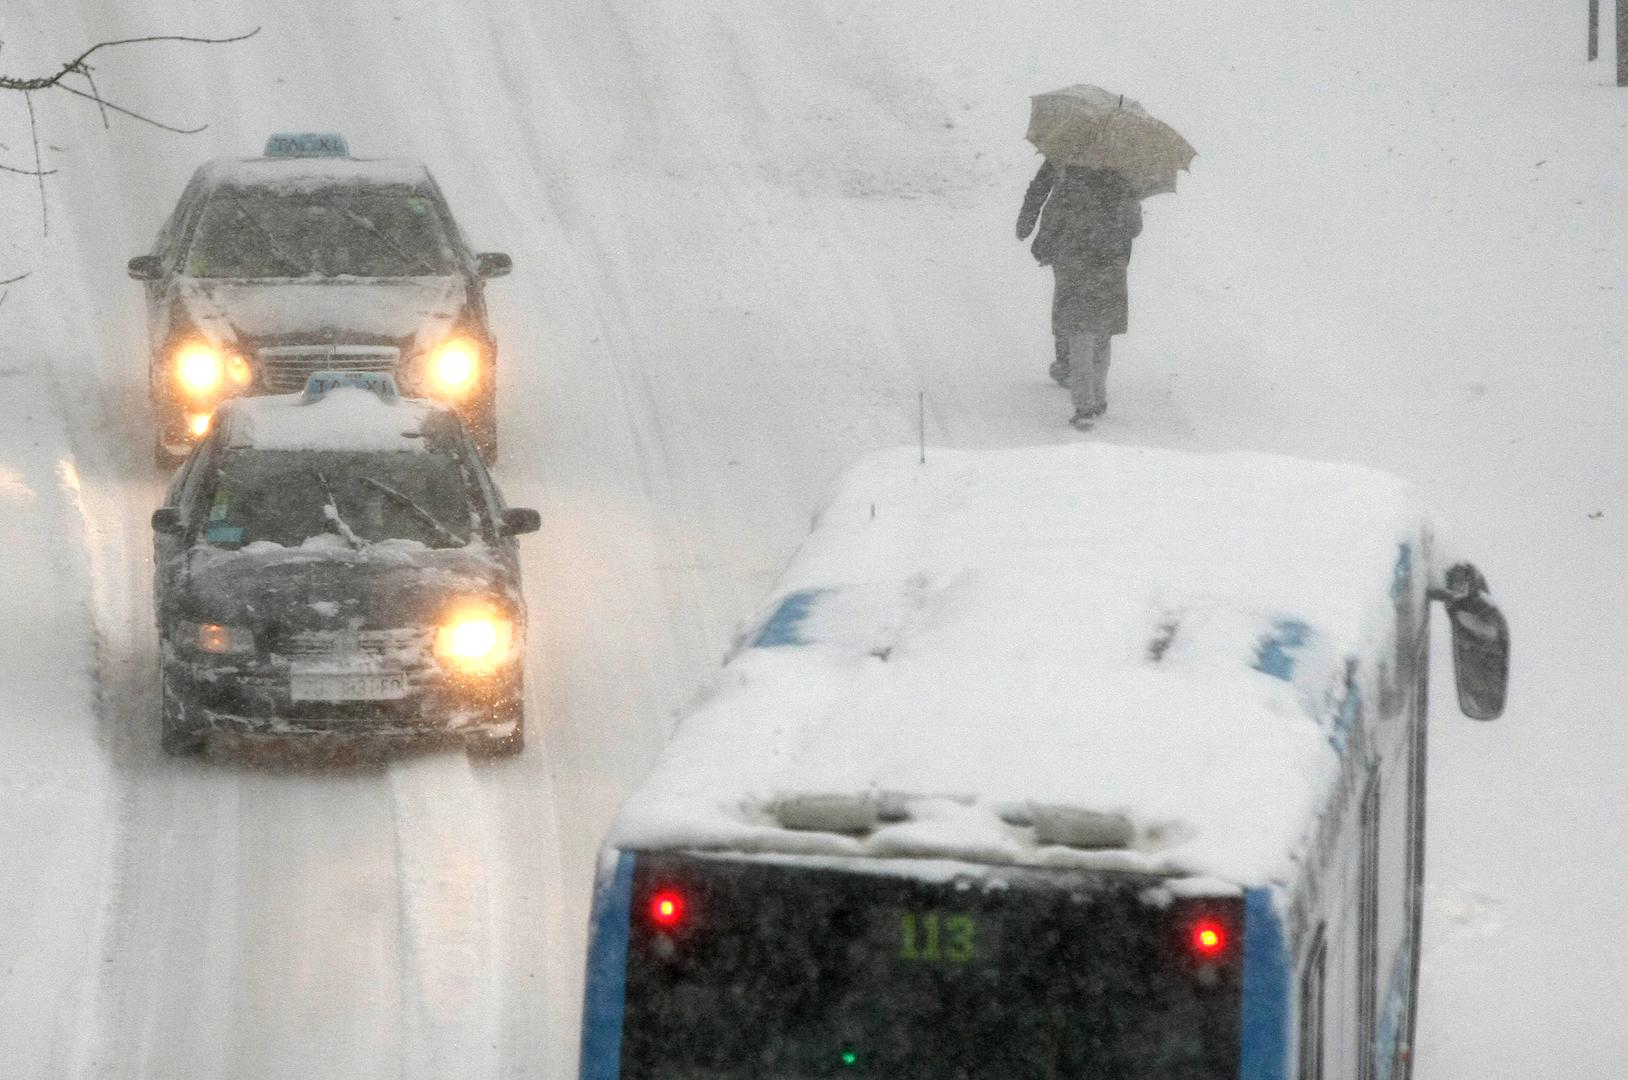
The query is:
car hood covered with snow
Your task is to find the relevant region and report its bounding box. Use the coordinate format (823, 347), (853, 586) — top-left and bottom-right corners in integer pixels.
(175, 276), (464, 352)
(177, 538), (515, 632)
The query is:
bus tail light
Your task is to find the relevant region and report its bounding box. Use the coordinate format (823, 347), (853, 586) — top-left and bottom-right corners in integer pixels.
(1188, 918), (1228, 960)
(648, 890), (686, 930)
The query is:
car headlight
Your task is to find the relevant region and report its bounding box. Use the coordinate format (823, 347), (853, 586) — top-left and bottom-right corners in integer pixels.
(172, 342), (251, 398)
(434, 609), (515, 673)
(426, 336), (482, 396)
(180, 621), (255, 655)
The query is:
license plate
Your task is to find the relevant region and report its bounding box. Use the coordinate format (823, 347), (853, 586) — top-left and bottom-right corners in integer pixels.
(289, 671), (408, 702)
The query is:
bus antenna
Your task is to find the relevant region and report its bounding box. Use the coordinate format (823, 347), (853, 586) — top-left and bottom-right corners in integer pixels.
(918, 391), (926, 464)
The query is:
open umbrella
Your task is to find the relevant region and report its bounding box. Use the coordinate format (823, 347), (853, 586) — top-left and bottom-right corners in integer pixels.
(1026, 84), (1196, 197)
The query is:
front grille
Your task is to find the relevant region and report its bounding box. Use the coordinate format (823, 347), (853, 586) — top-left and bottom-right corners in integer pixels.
(273, 627), (429, 662)
(257, 345), (400, 394)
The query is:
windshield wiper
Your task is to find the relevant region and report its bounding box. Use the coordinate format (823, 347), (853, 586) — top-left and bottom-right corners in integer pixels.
(338, 207), (441, 276)
(311, 468), (366, 549)
(234, 205), (313, 276)
(357, 475), (466, 547)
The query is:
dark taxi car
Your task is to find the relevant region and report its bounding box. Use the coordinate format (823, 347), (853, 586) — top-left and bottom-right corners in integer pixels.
(151, 372), (539, 757)
(129, 133), (512, 465)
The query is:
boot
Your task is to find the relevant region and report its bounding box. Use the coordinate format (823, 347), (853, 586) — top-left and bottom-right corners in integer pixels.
(1049, 336), (1070, 386)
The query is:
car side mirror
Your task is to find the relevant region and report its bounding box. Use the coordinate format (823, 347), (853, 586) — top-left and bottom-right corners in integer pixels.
(127, 255), (163, 281)
(500, 507), (541, 536)
(475, 252), (512, 279)
(1432, 563), (1509, 721)
(151, 507), (185, 535)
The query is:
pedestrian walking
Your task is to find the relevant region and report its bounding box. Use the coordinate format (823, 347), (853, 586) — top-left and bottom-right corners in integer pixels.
(1017, 161), (1141, 428)
(1018, 85), (1194, 429)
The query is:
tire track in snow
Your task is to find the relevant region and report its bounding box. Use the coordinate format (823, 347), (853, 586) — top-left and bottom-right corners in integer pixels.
(388, 754), (503, 1080)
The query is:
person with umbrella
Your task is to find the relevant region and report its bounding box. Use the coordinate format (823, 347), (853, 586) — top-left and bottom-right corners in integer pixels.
(1016, 85), (1194, 429)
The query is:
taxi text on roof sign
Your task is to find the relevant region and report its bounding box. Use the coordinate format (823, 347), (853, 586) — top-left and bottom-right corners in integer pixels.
(263, 132), (351, 158)
(302, 370), (399, 403)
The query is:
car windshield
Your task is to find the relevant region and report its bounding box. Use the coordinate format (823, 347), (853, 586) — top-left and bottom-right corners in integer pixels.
(198, 448), (480, 549)
(186, 191), (457, 278)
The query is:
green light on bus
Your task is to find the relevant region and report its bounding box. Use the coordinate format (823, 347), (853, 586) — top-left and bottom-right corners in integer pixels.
(840, 1050), (858, 1067)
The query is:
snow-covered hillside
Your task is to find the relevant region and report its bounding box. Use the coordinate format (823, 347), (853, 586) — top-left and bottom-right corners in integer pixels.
(0, 0), (1621, 1076)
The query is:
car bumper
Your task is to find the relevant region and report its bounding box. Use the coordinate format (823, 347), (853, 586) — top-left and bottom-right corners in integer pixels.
(164, 660), (522, 742)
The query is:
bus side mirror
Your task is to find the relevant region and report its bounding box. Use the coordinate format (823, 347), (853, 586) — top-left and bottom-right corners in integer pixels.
(151, 508), (184, 535)
(476, 252), (512, 279)
(1432, 563), (1509, 721)
(128, 255), (163, 280)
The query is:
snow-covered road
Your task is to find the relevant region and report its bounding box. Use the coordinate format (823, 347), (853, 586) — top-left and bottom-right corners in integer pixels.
(1, 0), (1623, 1076)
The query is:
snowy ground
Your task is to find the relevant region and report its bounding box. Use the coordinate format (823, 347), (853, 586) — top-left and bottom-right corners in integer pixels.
(0, 0), (1622, 1076)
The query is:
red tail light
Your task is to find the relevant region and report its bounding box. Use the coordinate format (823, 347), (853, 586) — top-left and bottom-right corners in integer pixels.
(1189, 918), (1227, 959)
(649, 890), (686, 929)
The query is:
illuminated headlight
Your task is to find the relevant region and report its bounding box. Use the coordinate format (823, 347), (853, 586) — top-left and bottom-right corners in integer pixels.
(434, 609), (515, 673)
(172, 343), (251, 398)
(186, 412), (213, 438)
(180, 621), (255, 655)
(426, 336), (482, 396)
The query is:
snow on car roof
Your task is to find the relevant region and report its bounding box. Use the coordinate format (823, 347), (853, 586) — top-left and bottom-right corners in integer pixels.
(220, 387), (446, 452)
(199, 155), (432, 193)
(610, 443), (1429, 887)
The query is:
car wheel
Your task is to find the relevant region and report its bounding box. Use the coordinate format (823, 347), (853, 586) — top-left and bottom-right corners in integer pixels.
(159, 671), (206, 756)
(467, 716), (524, 759)
(154, 435), (187, 471)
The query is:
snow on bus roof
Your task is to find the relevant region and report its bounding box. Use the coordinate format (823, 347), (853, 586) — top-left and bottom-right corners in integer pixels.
(200, 155), (432, 193)
(610, 443), (1429, 887)
(221, 387), (443, 452)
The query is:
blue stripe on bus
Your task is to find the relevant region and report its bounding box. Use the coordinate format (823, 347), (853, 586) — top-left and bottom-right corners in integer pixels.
(1253, 619), (1310, 681)
(1238, 887), (1289, 1080)
(580, 851), (637, 1080)
(1373, 942), (1412, 1080)
(1328, 678), (1362, 755)
(752, 589), (827, 647)
(1390, 543), (1412, 602)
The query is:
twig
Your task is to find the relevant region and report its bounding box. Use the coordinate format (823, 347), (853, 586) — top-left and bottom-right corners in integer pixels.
(0, 28), (261, 92)
(24, 89), (46, 235)
(53, 81), (206, 134)
(0, 272), (30, 287)
(0, 158), (54, 175)
(79, 65), (110, 130)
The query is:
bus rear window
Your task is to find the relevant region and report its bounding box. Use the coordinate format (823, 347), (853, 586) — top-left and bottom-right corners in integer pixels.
(620, 853), (1244, 1080)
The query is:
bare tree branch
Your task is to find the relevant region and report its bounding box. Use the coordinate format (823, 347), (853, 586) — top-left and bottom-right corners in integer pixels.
(0, 28), (261, 92)
(79, 66), (111, 130)
(0, 159), (55, 176)
(24, 90), (46, 235)
(53, 81), (208, 134)
(0, 272), (28, 311)
(0, 27), (257, 238)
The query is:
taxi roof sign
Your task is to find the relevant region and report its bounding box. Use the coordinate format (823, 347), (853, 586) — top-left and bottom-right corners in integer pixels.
(264, 132), (351, 158)
(302, 370), (399, 403)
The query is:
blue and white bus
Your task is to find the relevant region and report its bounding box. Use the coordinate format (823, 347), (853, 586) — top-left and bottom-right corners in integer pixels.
(579, 444), (1509, 1080)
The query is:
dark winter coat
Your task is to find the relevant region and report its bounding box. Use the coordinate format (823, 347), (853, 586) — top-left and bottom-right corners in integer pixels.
(1017, 161), (1142, 336)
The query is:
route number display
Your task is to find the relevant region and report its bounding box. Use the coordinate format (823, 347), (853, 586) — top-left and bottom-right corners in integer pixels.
(897, 910), (979, 964)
